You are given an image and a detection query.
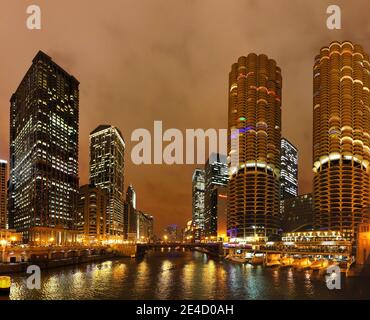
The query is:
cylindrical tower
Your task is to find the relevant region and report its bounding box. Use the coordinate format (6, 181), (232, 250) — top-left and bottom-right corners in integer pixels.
(227, 54), (282, 240)
(313, 41), (370, 238)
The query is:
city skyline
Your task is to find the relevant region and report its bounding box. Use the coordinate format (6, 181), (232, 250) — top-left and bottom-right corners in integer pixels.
(2, 1), (370, 233)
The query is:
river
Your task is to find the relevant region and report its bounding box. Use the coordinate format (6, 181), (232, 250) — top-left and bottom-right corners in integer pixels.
(6, 249), (370, 300)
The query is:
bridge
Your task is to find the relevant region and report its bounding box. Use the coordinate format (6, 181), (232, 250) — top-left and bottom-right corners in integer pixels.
(137, 242), (224, 257)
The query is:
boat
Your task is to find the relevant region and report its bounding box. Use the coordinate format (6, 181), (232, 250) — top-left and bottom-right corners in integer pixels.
(293, 257), (312, 269)
(0, 276), (11, 296)
(229, 256), (247, 263)
(310, 259), (329, 271)
(280, 256), (294, 268)
(265, 259), (281, 267)
(265, 254), (281, 267)
(328, 260), (339, 268)
(250, 255), (264, 265)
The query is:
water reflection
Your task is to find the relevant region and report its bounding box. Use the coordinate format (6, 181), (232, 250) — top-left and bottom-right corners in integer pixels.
(7, 250), (370, 300)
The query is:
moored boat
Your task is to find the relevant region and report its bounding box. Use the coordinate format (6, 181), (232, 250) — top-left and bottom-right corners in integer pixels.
(250, 255), (264, 265)
(229, 256), (247, 263)
(0, 276), (11, 296)
(265, 254), (281, 267)
(293, 257), (312, 269)
(310, 259), (329, 271)
(328, 260), (339, 268)
(265, 259), (281, 267)
(280, 256), (294, 268)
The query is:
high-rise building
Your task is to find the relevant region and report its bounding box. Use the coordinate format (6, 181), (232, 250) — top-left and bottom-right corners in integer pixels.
(124, 185), (137, 240)
(0, 160), (7, 229)
(228, 54), (282, 240)
(313, 41), (370, 237)
(77, 184), (107, 243)
(136, 211), (154, 243)
(89, 125), (125, 238)
(8, 51), (79, 241)
(281, 138), (298, 199)
(183, 220), (194, 242)
(215, 186), (228, 241)
(204, 153), (228, 237)
(192, 169), (205, 239)
(282, 193), (313, 233)
(163, 224), (179, 242)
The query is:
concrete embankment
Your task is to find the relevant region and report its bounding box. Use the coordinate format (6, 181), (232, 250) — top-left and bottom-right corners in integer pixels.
(0, 253), (116, 275)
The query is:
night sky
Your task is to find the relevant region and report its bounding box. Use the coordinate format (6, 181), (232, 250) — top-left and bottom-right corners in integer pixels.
(1, 0), (370, 235)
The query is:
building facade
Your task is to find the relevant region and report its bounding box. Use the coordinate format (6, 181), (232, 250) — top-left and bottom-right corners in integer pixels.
(281, 193), (314, 233)
(136, 211), (154, 243)
(77, 184), (107, 243)
(164, 224), (179, 242)
(183, 220), (194, 242)
(228, 54), (282, 240)
(89, 125), (125, 239)
(8, 51), (79, 242)
(0, 160), (7, 229)
(204, 153), (228, 237)
(280, 138), (298, 199)
(192, 169), (205, 239)
(215, 186), (228, 241)
(124, 185), (137, 241)
(313, 41), (370, 238)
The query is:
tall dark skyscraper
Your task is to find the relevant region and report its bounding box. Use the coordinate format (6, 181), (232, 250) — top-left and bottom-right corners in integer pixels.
(124, 185), (137, 240)
(228, 54), (282, 240)
(204, 153), (228, 237)
(313, 41), (370, 237)
(8, 51), (79, 241)
(192, 169), (205, 238)
(282, 193), (313, 233)
(89, 125), (125, 239)
(0, 160), (7, 229)
(281, 138), (298, 199)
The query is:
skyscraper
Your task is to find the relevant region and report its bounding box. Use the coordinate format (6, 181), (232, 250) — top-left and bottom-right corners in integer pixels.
(281, 138), (298, 199)
(89, 125), (125, 238)
(215, 186), (228, 241)
(136, 210), (154, 242)
(0, 160), (7, 229)
(313, 41), (370, 237)
(77, 184), (107, 242)
(192, 169), (205, 239)
(124, 184), (137, 240)
(282, 193), (313, 233)
(228, 54), (282, 239)
(204, 153), (228, 237)
(9, 51), (79, 241)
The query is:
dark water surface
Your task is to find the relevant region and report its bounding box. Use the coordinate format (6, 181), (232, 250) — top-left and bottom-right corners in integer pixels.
(7, 250), (370, 300)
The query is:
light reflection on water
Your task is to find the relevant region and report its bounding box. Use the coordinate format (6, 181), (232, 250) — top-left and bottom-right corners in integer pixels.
(7, 251), (370, 300)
